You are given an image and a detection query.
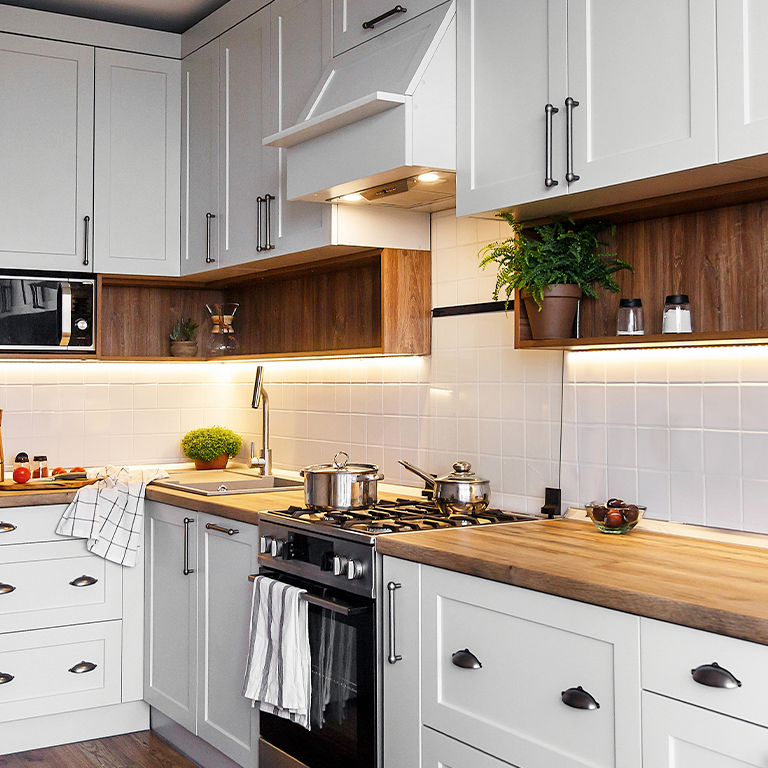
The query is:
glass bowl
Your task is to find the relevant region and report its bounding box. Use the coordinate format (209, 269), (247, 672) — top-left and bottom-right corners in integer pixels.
(586, 502), (646, 534)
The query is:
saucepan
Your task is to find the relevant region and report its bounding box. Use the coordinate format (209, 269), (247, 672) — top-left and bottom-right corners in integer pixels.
(399, 459), (490, 515)
(302, 451), (384, 511)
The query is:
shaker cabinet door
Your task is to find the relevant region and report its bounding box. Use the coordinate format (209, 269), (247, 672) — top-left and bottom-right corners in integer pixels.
(567, 0), (718, 193)
(0, 33), (93, 272)
(456, 0), (568, 216)
(94, 49), (181, 276)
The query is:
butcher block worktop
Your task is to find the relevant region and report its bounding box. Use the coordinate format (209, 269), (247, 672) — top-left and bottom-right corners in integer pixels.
(376, 517), (768, 646)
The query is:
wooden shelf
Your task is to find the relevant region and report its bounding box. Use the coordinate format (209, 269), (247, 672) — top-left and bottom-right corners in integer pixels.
(515, 198), (768, 351)
(98, 249), (431, 360)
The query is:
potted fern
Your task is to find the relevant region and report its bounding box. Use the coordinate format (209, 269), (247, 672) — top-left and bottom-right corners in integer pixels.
(479, 213), (632, 339)
(181, 426), (242, 470)
(170, 317), (199, 357)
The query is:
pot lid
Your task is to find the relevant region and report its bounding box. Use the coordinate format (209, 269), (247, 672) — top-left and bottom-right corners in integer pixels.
(302, 451), (382, 478)
(436, 462), (489, 485)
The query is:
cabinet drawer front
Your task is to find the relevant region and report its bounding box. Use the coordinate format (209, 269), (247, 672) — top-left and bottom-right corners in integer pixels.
(641, 617), (768, 728)
(421, 566), (641, 768)
(642, 690), (768, 767)
(422, 726), (518, 768)
(0, 540), (122, 632)
(0, 505), (68, 545)
(0, 620), (122, 723)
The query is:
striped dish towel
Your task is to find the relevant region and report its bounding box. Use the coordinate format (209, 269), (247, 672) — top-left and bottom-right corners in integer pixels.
(56, 466), (168, 567)
(243, 576), (312, 730)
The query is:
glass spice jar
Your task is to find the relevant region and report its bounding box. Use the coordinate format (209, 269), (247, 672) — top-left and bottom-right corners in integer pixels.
(33, 455), (48, 478)
(616, 298), (645, 335)
(662, 294), (692, 333)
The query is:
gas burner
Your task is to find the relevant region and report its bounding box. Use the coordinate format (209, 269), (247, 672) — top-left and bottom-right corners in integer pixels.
(290, 510), (357, 525)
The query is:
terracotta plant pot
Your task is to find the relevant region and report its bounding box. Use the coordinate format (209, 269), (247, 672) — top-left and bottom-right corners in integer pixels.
(522, 284), (583, 340)
(170, 340), (198, 357)
(194, 454), (229, 470)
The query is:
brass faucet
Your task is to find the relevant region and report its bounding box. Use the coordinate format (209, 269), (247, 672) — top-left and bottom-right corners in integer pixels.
(249, 367), (271, 476)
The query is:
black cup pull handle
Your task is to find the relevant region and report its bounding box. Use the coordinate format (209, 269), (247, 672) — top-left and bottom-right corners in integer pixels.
(0, 582), (16, 595)
(691, 662), (742, 689)
(363, 5), (407, 29)
(451, 648), (482, 669)
(0, 672), (13, 685)
(561, 685), (600, 710)
(69, 661), (97, 674)
(69, 575), (98, 588)
(0, 522), (16, 533)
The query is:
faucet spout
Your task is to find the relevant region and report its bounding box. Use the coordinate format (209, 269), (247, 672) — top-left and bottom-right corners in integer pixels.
(250, 367), (272, 475)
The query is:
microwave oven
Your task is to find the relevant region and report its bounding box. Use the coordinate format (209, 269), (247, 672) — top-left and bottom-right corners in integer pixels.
(0, 273), (95, 352)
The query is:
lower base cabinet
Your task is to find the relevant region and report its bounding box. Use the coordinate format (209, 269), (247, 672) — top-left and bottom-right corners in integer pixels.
(144, 501), (260, 768)
(642, 691), (768, 767)
(422, 727), (518, 768)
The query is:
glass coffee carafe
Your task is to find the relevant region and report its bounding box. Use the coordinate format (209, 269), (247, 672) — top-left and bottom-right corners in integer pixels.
(206, 303), (240, 356)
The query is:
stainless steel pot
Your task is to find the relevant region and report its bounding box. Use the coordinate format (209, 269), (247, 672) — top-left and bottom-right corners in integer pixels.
(302, 451), (384, 510)
(399, 459), (490, 514)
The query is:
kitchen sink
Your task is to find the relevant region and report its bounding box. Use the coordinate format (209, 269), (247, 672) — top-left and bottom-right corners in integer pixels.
(152, 470), (303, 496)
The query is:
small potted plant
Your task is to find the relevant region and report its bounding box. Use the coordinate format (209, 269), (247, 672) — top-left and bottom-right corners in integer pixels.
(479, 213), (632, 339)
(170, 317), (199, 357)
(181, 426), (242, 470)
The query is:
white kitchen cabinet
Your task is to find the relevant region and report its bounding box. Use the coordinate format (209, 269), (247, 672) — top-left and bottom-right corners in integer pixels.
(382, 556), (422, 768)
(422, 727), (518, 768)
(332, 0), (446, 57)
(716, 0), (768, 163)
(94, 49), (181, 276)
(144, 500), (260, 768)
(642, 691), (768, 768)
(0, 33), (94, 272)
(457, 0), (718, 216)
(181, 38), (220, 276)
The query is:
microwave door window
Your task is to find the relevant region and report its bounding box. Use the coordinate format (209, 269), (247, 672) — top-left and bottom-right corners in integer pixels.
(0, 279), (60, 346)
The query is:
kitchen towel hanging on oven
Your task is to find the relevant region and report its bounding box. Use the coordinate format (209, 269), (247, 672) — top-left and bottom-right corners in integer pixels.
(243, 575), (312, 729)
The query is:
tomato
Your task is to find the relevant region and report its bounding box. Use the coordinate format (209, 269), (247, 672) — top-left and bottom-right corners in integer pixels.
(12, 466), (31, 484)
(70, 467), (86, 473)
(51, 467), (66, 476)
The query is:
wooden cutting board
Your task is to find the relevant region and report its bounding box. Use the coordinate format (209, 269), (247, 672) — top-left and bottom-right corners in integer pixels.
(0, 478), (98, 492)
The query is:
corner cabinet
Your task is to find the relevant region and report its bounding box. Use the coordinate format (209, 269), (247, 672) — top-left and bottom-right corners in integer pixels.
(457, 0), (718, 217)
(0, 33), (94, 272)
(144, 501), (260, 768)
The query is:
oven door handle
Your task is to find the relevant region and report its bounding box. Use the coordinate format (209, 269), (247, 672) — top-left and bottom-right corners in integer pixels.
(248, 574), (367, 616)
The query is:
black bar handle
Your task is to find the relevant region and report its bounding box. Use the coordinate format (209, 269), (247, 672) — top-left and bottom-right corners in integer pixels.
(256, 197), (264, 252)
(451, 648), (482, 669)
(205, 212), (216, 263)
(691, 662), (742, 689)
(69, 575), (98, 587)
(69, 661), (97, 674)
(264, 194), (275, 251)
(183, 517), (195, 575)
(83, 216), (90, 266)
(0, 583), (16, 595)
(0, 522), (16, 533)
(387, 582), (402, 664)
(363, 5), (407, 29)
(561, 685), (600, 710)
(205, 522), (239, 536)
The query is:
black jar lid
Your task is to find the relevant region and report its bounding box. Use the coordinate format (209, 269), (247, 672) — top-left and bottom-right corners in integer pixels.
(664, 294), (689, 304)
(14, 452), (28, 463)
(619, 298), (642, 308)
(33, 455), (47, 462)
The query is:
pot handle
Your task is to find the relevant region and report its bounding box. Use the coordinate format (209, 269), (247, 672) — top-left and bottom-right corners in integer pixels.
(398, 460), (436, 489)
(334, 451), (350, 469)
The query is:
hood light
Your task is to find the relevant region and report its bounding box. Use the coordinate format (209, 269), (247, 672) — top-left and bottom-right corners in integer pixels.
(416, 172), (440, 182)
(340, 193), (364, 202)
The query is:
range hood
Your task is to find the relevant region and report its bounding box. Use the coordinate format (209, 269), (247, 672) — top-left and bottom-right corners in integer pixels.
(263, 1), (456, 212)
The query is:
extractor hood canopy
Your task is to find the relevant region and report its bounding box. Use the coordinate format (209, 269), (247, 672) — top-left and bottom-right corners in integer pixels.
(263, 1), (456, 211)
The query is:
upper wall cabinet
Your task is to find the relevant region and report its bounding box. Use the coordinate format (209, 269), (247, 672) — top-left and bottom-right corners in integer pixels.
(716, 0), (768, 163)
(94, 50), (181, 277)
(0, 33), (94, 272)
(457, 0), (719, 217)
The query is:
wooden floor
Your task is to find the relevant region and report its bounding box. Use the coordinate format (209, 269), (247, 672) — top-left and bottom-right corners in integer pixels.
(0, 731), (199, 768)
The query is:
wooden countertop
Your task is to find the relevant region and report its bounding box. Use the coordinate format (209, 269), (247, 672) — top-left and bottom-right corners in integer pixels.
(376, 518), (768, 646)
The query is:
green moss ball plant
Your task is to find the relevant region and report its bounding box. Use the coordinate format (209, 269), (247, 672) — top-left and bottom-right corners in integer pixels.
(181, 426), (242, 464)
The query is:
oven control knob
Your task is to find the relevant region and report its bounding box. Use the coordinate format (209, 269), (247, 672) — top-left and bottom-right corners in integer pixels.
(333, 555), (348, 576)
(75, 318), (89, 331)
(347, 559), (364, 580)
(270, 539), (284, 558)
(259, 536), (273, 555)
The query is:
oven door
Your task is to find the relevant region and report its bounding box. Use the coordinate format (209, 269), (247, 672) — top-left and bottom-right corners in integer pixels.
(258, 567), (377, 768)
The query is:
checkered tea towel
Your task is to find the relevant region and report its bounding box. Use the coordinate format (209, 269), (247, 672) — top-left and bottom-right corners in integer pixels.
(56, 466), (168, 567)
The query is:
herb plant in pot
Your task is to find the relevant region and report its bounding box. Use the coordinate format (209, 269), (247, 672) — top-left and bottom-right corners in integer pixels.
(181, 426), (242, 470)
(170, 317), (199, 357)
(479, 213), (632, 340)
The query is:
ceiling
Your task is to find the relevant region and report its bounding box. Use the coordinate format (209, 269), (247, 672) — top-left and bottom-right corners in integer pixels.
(0, 0), (230, 33)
